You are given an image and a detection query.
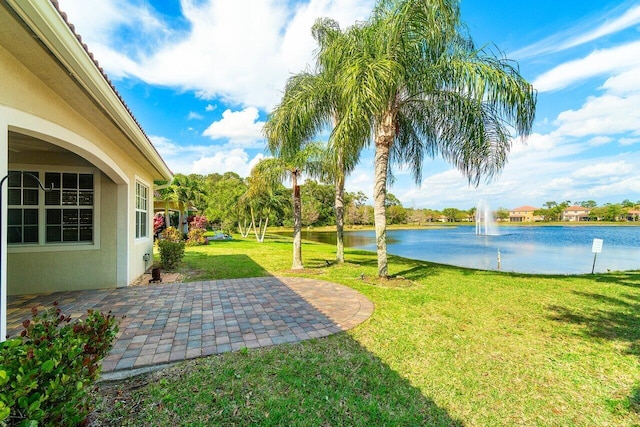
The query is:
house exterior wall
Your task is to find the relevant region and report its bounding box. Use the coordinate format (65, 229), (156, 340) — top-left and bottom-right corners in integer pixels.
(0, 41), (154, 293)
(509, 207), (538, 222)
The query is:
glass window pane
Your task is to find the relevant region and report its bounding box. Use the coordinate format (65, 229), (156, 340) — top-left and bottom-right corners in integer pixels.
(63, 209), (78, 225)
(46, 226), (61, 242)
(79, 226), (92, 241)
(23, 226), (38, 243)
(7, 227), (22, 243)
(22, 172), (39, 188)
(79, 191), (93, 206)
(23, 189), (38, 205)
(46, 209), (62, 225)
(63, 173), (77, 189)
(79, 209), (92, 225)
(79, 174), (93, 190)
(45, 173), (61, 189)
(47, 225), (62, 243)
(24, 209), (38, 225)
(62, 190), (77, 205)
(63, 226), (78, 242)
(7, 172), (21, 187)
(45, 190), (61, 205)
(141, 212), (147, 236)
(8, 209), (22, 226)
(8, 189), (21, 205)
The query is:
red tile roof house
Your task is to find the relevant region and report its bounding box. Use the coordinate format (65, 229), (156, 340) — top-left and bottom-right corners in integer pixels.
(0, 1), (173, 339)
(562, 206), (591, 222)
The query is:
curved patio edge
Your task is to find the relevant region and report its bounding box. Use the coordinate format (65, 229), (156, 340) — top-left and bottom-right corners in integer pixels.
(92, 276), (374, 375)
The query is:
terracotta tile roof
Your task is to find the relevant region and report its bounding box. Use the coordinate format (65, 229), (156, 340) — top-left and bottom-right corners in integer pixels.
(510, 205), (538, 212)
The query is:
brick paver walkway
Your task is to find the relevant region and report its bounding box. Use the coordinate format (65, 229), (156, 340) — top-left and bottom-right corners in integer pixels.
(7, 277), (373, 374)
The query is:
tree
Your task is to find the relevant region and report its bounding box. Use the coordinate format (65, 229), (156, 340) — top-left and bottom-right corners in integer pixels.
(442, 208), (460, 222)
(328, 0), (536, 277)
(251, 138), (324, 268)
(495, 208), (510, 222)
(265, 18), (371, 265)
(165, 174), (206, 234)
(580, 200), (597, 208)
(239, 159), (290, 243)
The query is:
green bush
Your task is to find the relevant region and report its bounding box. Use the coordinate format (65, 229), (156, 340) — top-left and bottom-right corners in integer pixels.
(0, 303), (118, 426)
(186, 228), (207, 246)
(161, 226), (183, 243)
(158, 239), (185, 270)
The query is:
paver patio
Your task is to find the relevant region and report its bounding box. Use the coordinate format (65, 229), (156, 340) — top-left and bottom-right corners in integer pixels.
(6, 276), (373, 374)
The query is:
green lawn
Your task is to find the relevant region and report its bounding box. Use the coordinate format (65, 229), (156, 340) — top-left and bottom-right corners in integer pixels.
(90, 234), (640, 426)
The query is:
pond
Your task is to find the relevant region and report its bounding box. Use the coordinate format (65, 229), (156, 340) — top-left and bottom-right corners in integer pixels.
(296, 226), (640, 274)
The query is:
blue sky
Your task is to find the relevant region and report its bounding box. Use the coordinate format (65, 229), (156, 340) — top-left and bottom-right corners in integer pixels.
(56, 0), (640, 210)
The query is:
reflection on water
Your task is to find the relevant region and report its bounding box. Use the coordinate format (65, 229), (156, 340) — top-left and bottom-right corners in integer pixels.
(293, 226), (640, 274)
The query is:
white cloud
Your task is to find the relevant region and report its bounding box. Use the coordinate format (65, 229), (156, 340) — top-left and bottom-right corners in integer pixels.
(205, 104), (216, 112)
(58, 0), (374, 110)
(514, 3), (640, 58)
(192, 149), (264, 177)
(202, 107), (265, 146)
(588, 136), (613, 146)
(187, 111), (203, 120)
(553, 93), (640, 137)
(571, 161), (633, 179)
(620, 137), (640, 146)
(533, 41), (640, 92)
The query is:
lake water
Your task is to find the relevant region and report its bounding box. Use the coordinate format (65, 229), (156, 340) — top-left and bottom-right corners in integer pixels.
(298, 226), (640, 274)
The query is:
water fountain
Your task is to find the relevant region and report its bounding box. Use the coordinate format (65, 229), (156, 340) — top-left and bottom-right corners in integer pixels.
(476, 199), (499, 236)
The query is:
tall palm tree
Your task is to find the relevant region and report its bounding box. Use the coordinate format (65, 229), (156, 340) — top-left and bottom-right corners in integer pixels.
(328, 0), (536, 277)
(253, 137), (325, 268)
(265, 18), (368, 265)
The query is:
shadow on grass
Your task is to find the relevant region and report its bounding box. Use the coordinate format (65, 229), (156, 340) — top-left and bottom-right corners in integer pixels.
(547, 290), (640, 357)
(90, 334), (463, 426)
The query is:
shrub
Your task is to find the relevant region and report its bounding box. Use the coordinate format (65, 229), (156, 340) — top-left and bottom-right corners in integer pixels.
(186, 228), (207, 246)
(162, 226), (183, 243)
(0, 303), (118, 426)
(189, 215), (208, 230)
(153, 214), (165, 236)
(158, 239), (185, 270)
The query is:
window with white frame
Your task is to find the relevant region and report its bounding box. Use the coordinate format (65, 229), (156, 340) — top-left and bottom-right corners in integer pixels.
(135, 181), (148, 239)
(8, 170), (94, 244)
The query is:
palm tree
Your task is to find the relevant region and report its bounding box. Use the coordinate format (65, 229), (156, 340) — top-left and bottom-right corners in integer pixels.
(254, 133), (325, 268)
(167, 174), (206, 234)
(239, 159), (289, 243)
(265, 18), (368, 265)
(327, 0), (536, 277)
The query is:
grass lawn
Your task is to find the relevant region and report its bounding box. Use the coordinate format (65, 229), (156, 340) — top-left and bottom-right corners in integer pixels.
(89, 233), (640, 426)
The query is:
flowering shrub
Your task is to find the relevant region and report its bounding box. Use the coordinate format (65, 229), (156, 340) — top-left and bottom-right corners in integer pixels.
(189, 215), (208, 230)
(162, 226), (183, 243)
(186, 228), (207, 246)
(153, 214), (165, 236)
(0, 303), (118, 426)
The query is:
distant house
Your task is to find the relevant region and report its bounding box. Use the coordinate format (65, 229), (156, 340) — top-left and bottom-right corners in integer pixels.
(625, 209), (640, 222)
(562, 206), (591, 222)
(509, 206), (539, 222)
(1, 1), (172, 338)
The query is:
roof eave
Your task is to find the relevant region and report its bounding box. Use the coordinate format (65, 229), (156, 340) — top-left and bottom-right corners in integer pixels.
(5, 0), (173, 182)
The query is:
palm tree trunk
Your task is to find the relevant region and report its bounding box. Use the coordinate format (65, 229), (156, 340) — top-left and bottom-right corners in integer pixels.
(258, 216), (269, 243)
(292, 171), (303, 269)
(334, 148), (345, 264)
(373, 113), (394, 278)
